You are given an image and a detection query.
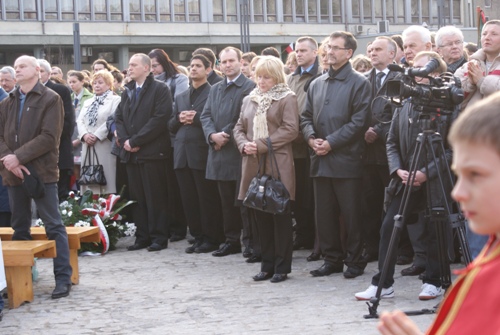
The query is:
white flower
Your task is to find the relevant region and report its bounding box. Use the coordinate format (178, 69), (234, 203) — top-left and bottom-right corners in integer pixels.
(75, 220), (91, 227)
(61, 209), (68, 215)
(124, 222), (137, 237)
(68, 211), (73, 217)
(35, 218), (44, 227)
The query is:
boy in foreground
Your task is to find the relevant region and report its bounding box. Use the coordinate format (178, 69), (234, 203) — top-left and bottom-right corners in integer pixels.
(377, 92), (500, 334)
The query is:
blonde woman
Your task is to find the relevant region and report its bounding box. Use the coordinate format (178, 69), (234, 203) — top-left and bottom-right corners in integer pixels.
(77, 70), (120, 194)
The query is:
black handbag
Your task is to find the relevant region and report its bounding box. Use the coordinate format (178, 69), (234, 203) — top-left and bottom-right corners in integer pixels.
(21, 163), (45, 199)
(243, 138), (290, 215)
(78, 146), (107, 186)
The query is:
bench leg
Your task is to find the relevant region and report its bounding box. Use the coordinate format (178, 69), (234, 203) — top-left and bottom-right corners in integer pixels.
(69, 249), (79, 285)
(5, 266), (33, 309)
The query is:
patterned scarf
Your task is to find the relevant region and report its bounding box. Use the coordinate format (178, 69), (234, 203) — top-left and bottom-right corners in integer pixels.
(250, 83), (293, 139)
(85, 90), (111, 127)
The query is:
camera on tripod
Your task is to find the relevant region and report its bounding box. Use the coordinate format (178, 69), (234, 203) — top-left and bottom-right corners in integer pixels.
(385, 58), (464, 112)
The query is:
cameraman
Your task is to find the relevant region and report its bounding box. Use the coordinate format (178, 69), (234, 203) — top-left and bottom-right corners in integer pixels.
(355, 51), (457, 301)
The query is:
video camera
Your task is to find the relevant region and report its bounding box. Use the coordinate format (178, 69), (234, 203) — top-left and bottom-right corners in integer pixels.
(385, 58), (464, 113)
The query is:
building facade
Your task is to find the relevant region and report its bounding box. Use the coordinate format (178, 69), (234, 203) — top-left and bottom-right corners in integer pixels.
(0, 0), (490, 71)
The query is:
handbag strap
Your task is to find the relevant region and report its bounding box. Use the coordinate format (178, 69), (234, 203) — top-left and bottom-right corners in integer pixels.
(82, 146), (92, 167)
(266, 138), (282, 181)
(91, 146), (101, 165)
(256, 152), (266, 177)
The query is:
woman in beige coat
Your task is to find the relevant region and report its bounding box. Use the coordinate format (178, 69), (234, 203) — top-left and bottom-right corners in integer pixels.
(77, 70), (121, 195)
(234, 56), (299, 283)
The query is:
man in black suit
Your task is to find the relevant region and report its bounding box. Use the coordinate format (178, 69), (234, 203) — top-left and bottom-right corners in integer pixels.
(169, 54), (223, 254)
(115, 53), (172, 252)
(38, 59), (75, 201)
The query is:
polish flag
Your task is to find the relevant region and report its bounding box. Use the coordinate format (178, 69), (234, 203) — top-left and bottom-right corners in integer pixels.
(285, 42), (294, 53)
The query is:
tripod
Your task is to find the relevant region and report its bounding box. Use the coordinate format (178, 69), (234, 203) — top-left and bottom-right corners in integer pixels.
(364, 110), (472, 319)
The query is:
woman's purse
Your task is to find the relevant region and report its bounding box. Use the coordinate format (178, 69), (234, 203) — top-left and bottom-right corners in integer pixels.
(78, 146), (107, 186)
(243, 138), (290, 215)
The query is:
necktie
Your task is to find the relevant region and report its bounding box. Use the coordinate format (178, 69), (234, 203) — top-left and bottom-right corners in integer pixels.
(74, 98), (79, 109)
(376, 72), (385, 91)
(135, 87), (141, 101)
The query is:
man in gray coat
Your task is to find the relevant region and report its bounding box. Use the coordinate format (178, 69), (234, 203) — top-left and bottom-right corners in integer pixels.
(200, 47), (255, 255)
(301, 31), (371, 279)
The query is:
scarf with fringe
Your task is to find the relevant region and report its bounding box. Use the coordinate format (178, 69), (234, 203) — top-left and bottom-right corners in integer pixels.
(250, 83), (293, 139)
(85, 90), (111, 127)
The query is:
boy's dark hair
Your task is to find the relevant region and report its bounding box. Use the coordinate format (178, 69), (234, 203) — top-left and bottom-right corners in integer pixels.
(191, 54), (211, 69)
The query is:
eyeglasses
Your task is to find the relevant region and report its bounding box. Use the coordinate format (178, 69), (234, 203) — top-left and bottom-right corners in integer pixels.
(439, 40), (463, 48)
(326, 45), (350, 52)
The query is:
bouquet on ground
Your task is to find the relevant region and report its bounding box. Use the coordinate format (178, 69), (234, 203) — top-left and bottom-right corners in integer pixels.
(36, 189), (136, 254)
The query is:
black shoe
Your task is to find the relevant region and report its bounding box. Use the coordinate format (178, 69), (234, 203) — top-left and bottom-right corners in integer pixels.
(194, 242), (219, 254)
(127, 243), (148, 251)
(246, 254), (262, 263)
(252, 272), (273, 281)
(270, 274), (288, 283)
(306, 252), (322, 262)
(147, 242), (167, 252)
(418, 271), (427, 280)
(396, 255), (413, 265)
(310, 263), (343, 277)
(169, 234), (185, 242)
(185, 240), (203, 254)
(212, 242), (241, 257)
(343, 267), (364, 279)
(243, 246), (253, 258)
(187, 237), (196, 245)
(401, 265), (425, 276)
(51, 283), (71, 299)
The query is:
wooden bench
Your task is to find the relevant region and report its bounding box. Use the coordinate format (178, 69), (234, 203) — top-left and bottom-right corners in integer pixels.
(0, 226), (100, 285)
(2, 240), (56, 308)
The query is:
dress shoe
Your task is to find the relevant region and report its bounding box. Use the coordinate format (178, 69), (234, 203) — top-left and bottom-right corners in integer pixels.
(401, 265), (426, 276)
(51, 283), (71, 299)
(270, 274), (288, 283)
(185, 240), (203, 254)
(169, 234), (185, 242)
(396, 255), (413, 265)
(194, 242), (219, 254)
(246, 254), (262, 263)
(127, 243), (148, 251)
(252, 272), (273, 281)
(212, 242), (241, 257)
(310, 263), (343, 277)
(306, 252), (322, 262)
(147, 242), (167, 252)
(343, 267), (364, 279)
(242, 246), (253, 258)
(418, 271), (427, 280)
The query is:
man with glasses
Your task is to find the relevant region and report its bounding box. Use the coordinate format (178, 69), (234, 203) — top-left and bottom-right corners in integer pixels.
(436, 26), (467, 73)
(301, 31), (371, 279)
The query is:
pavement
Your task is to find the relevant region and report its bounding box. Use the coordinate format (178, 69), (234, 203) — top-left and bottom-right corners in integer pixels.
(1, 236), (450, 335)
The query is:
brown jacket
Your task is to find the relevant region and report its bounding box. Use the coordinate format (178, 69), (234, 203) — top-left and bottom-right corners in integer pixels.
(233, 92), (299, 200)
(0, 82), (63, 186)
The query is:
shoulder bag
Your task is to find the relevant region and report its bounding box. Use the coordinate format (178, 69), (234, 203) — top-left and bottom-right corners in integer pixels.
(243, 138), (290, 215)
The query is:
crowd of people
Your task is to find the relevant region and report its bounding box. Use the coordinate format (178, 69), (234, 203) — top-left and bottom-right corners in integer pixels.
(1, 21), (500, 332)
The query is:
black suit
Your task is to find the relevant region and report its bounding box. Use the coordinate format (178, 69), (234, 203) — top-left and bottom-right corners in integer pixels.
(361, 69), (398, 257)
(45, 80), (75, 201)
(169, 83), (223, 245)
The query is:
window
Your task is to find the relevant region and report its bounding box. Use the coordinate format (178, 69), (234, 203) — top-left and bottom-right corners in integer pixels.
(144, 0), (156, 21)
(94, 0), (107, 20)
(174, 0), (186, 22)
(109, 0), (123, 21)
(308, 0), (317, 22)
(253, 0), (264, 22)
(159, 0), (171, 21)
(188, 0), (199, 22)
(129, 0), (141, 21)
(78, 0), (91, 20)
(61, 0), (74, 20)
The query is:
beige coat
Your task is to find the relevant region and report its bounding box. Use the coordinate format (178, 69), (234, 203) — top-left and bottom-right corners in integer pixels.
(77, 93), (121, 195)
(233, 92), (299, 201)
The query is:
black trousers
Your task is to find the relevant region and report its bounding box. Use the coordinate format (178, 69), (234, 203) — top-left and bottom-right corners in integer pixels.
(166, 151), (187, 237)
(292, 158), (315, 245)
(314, 177), (366, 270)
(372, 188), (441, 288)
(362, 164), (390, 256)
(254, 210), (293, 274)
(217, 180), (242, 244)
(126, 160), (169, 246)
(57, 168), (73, 202)
(175, 167), (223, 244)
(115, 156), (134, 223)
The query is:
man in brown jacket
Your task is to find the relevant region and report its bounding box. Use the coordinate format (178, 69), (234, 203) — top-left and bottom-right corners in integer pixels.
(0, 55), (72, 299)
